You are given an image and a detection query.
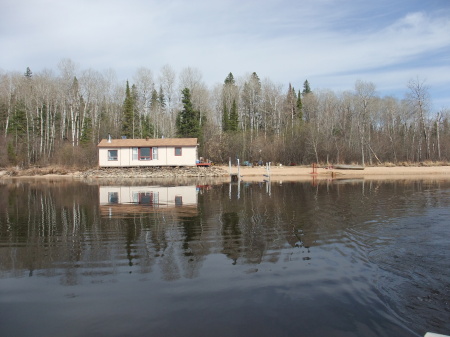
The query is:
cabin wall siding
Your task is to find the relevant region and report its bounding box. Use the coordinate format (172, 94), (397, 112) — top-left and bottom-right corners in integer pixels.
(98, 146), (197, 167)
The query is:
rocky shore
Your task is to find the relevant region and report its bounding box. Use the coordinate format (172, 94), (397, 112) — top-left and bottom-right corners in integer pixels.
(0, 165), (229, 179)
(80, 166), (229, 178)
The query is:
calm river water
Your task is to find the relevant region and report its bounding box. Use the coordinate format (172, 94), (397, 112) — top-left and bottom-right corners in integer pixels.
(0, 178), (449, 337)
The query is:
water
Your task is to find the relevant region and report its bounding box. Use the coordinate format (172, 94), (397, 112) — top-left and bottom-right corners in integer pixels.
(0, 178), (449, 337)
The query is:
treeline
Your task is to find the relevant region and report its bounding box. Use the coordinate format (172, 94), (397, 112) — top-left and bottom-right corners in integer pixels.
(0, 59), (449, 168)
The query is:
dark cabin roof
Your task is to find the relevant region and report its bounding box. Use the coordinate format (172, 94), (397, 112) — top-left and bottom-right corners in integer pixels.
(97, 138), (198, 148)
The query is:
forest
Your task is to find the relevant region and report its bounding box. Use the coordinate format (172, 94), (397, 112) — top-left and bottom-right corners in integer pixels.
(1, 58), (449, 168)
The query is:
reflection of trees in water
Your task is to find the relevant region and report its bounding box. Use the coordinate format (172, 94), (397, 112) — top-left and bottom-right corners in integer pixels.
(159, 243), (181, 281)
(1, 180), (449, 283)
(218, 183), (315, 265)
(221, 212), (241, 264)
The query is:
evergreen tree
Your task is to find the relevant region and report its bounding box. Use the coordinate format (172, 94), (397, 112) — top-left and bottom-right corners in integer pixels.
(302, 80), (311, 95)
(286, 83), (296, 116)
(80, 117), (92, 146)
(222, 101), (229, 132)
(24, 67), (32, 78)
(150, 89), (159, 110)
(122, 81), (135, 138)
(296, 90), (303, 120)
(131, 83), (139, 121)
(176, 88), (200, 138)
(9, 100), (27, 140)
(251, 72), (261, 86)
(7, 142), (17, 165)
(224, 72), (235, 85)
(141, 115), (154, 138)
(222, 72), (238, 132)
(158, 86), (166, 109)
(8, 100), (28, 164)
(228, 99), (239, 131)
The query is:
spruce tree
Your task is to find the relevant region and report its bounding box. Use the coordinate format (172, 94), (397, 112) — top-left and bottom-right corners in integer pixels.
(222, 101), (229, 132)
(158, 86), (166, 109)
(8, 100), (27, 164)
(302, 80), (311, 95)
(286, 83), (296, 118)
(141, 115), (154, 138)
(224, 72), (235, 85)
(9, 100), (27, 143)
(228, 99), (239, 131)
(80, 117), (92, 146)
(131, 83), (139, 129)
(296, 90), (303, 120)
(122, 81), (134, 138)
(176, 88), (200, 138)
(24, 67), (33, 78)
(150, 89), (159, 110)
(222, 72), (237, 132)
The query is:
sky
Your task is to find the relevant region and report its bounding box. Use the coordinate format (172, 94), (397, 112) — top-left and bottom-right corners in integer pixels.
(1, 0), (450, 110)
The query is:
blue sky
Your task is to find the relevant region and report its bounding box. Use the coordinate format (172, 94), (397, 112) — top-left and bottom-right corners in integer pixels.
(1, 0), (450, 110)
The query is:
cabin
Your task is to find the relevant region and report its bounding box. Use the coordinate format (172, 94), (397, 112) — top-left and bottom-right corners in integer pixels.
(97, 137), (198, 167)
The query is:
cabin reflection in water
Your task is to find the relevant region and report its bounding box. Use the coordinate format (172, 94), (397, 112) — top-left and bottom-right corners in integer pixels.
(99, 185), (198, 218)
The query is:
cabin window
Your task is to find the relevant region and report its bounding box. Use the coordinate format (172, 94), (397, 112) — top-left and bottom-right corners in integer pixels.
(175, 147), (182, 156)
(133, 147), (156, 161)
(139, 147), (151, 160)
(132, 191), (159, 205)
(108, 150), (118, 161)
(175, 195), (183, 206)
(139, 192), (153, 204)
(108, 192), (119, 203)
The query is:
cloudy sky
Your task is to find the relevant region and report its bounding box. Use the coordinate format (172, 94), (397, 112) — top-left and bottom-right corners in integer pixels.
(1, 0), (450, 110)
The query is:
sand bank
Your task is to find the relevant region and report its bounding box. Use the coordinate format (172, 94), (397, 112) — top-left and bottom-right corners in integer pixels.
(221, 165), (450, 182)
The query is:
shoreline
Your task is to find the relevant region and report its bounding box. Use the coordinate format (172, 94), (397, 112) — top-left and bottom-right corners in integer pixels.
(0, 165), (449, 182)
(224, 165), (450, 181)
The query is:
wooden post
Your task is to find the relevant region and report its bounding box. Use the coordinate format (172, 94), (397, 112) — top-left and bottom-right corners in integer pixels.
(237, 159), (240, 179)
(310, 163), (318, 175)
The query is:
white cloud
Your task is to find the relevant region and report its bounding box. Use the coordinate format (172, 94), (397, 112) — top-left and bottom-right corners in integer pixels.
(1, 0), (449, 108)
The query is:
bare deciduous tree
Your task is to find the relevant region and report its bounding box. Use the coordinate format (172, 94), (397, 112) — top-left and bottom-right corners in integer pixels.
(407, 77), (431, 161)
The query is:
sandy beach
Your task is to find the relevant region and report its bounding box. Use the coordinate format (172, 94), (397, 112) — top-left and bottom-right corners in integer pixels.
(220, 165), (450, 182)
